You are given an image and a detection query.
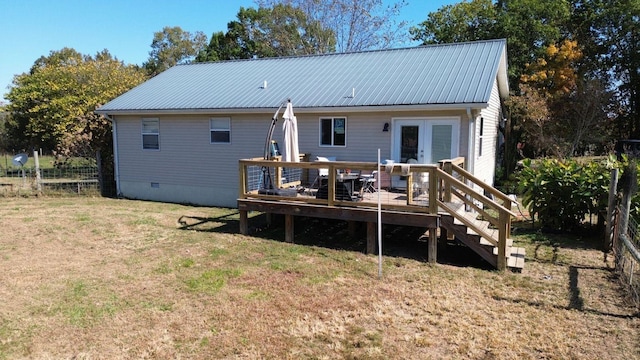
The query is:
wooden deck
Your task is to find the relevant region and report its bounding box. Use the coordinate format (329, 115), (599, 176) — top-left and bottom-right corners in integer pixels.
(238, 157), (524, 271)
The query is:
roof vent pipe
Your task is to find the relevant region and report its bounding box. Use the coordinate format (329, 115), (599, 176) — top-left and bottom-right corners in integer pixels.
(262, 80), (267, 89)
(351, 87), (355, 98)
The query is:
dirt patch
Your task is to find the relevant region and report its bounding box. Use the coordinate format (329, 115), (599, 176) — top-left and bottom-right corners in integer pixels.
(0, 197), (638, 359)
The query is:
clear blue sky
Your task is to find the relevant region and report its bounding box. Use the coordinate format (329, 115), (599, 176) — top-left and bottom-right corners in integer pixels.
(1, 0), (454, 102)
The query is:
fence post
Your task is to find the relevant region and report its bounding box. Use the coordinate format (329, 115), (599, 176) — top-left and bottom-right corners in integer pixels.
(33, 150), (42, 193)
(619, 161), (637, 238)
(605, 168), (619, 252)
(96, 151), (104, 196)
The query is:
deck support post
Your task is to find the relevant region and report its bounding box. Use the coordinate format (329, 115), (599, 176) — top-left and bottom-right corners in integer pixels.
(497, 211), (508, 271)
(285, 214), (294, 243)
(428, 227), (437, 263)
(239, 210), (248, 235)
(366, 222), (376, 254)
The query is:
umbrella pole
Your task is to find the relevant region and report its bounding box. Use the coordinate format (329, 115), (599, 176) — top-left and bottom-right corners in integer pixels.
(261, 99), (289, 191)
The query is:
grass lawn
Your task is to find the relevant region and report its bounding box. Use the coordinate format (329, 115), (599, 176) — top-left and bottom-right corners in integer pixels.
(0, 197), (638, 359)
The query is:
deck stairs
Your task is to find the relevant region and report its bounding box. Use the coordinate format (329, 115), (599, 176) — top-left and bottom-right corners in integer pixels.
(439, 201), (525, 271)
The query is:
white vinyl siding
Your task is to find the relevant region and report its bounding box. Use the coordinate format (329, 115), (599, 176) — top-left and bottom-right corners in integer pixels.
(115, 114), (276, 207)
(142, 118), (159, 150)
(474, 79), (501, 186)
(113, 107), (488, 207)
(210, 117), (231, 144)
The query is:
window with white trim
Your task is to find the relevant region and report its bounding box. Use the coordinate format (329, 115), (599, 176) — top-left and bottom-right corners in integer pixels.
(210, 118), (231, 143)
(478, 117), (484, 157)
(320, 117), (346, 146)
(142, 118), (159, 150)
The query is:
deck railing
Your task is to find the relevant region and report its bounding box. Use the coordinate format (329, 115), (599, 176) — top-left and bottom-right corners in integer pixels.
(238, 157), (516, 269)
(436, 157), (516, 270)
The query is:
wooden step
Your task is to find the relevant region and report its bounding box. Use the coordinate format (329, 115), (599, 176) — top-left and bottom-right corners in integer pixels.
(439, 208), (525, 271)
(506, 246), (526, 270)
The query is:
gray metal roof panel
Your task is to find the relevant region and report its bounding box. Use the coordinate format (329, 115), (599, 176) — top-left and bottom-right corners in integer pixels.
(98, 39), (507, 112)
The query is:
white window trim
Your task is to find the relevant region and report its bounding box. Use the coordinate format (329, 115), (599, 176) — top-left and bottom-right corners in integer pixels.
(141, 118), (160, 151)
(210, 117), (231, 144)
(319, 116), (347, 147)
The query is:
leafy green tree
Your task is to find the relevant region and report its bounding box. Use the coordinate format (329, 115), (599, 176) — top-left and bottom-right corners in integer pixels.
(411, 0), (570, 86)
(0, 104), (10, 153)
(495, 0), (570, 85)
(409, 0), (498, 45)
(5, 48), (146, 155)
(197, 4), (334, 61)
(571, 0), (639, 139)
(258, 0), (407, 52)
(144, 26), (208, 76)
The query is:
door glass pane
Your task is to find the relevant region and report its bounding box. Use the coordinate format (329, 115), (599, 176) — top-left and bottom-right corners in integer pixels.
(431, 124), (452, 162)
(401, 126), (419, 162)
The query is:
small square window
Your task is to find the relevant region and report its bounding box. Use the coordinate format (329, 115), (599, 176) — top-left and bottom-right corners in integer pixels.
(210, 118), (231, 144)
(320, 117), (346, 146)
(142, 118), (159, 150)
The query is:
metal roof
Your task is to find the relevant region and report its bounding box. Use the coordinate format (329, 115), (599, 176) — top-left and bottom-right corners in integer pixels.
(97, 39), (508, 114)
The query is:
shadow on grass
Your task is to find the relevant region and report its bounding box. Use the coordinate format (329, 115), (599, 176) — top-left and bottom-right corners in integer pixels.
(493, 263), (639, 319)
(492, 294), (639, 319)
(177, 212), (496, 270)
(177, 212), (241, 234)
(513, 225), (603, 249)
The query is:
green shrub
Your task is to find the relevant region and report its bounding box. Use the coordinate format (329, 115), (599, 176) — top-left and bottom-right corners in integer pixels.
(517, 157), (614, 231)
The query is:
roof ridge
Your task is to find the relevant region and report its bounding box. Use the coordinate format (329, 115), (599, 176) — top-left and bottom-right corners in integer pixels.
(180, 38), (507, 67)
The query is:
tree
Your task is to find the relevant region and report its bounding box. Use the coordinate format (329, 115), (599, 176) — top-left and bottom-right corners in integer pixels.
(506, 85), (561, 158)
(556, 79), (614, 155)
(495, 0), (570, 85)
(258, 0), (408, 52)
(520, 39), (583, 97)
(0, 104), (9, 153)
(571, 0), (639, 139)
(411, 0), (570, 87)
(196, 4), (335, 61)
(5, 48), (146, 156)
(144, 26), (208, 76)
(409, 0), (498, 45)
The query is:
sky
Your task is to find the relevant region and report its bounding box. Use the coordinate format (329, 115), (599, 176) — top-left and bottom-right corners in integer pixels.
(0, 0), (454, 102)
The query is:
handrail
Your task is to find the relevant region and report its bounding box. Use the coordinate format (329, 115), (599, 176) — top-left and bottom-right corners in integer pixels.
(438, 159), (515, 270)
(440, 158), (514, 210)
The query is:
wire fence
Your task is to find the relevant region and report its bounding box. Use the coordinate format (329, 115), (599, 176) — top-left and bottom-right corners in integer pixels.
(0, 152), (113, 196)
(615, 213), (640, 308)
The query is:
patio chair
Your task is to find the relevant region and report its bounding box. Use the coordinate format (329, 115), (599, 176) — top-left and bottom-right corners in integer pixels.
(360, 170), (377, 193)
(307, 156), (334, 194)
(407, 159), (429, 195)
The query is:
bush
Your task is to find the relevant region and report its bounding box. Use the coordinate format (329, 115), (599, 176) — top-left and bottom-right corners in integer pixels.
(517, 157), (614, 232)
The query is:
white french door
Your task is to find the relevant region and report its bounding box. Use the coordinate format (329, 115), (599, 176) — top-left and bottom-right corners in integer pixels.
(391, 118), (460, 188)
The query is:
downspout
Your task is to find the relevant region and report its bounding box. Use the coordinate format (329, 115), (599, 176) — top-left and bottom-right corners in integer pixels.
(104, 114), (121, 197)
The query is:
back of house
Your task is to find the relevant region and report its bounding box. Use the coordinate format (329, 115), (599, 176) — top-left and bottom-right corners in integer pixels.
(97, 39), (509, 207)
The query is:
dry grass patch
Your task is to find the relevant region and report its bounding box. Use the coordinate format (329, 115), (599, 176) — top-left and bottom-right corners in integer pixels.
(0, 197), (638, 359)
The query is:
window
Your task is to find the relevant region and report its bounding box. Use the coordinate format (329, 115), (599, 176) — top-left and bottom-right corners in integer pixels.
(210, 118), (231, 143)
(478, 117), (484, 157)
(320, 117), (346, 146)
(142, 118), (159, 150)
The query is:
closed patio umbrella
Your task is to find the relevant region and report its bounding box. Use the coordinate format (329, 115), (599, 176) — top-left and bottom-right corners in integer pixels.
(282, 101), (300, 162)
